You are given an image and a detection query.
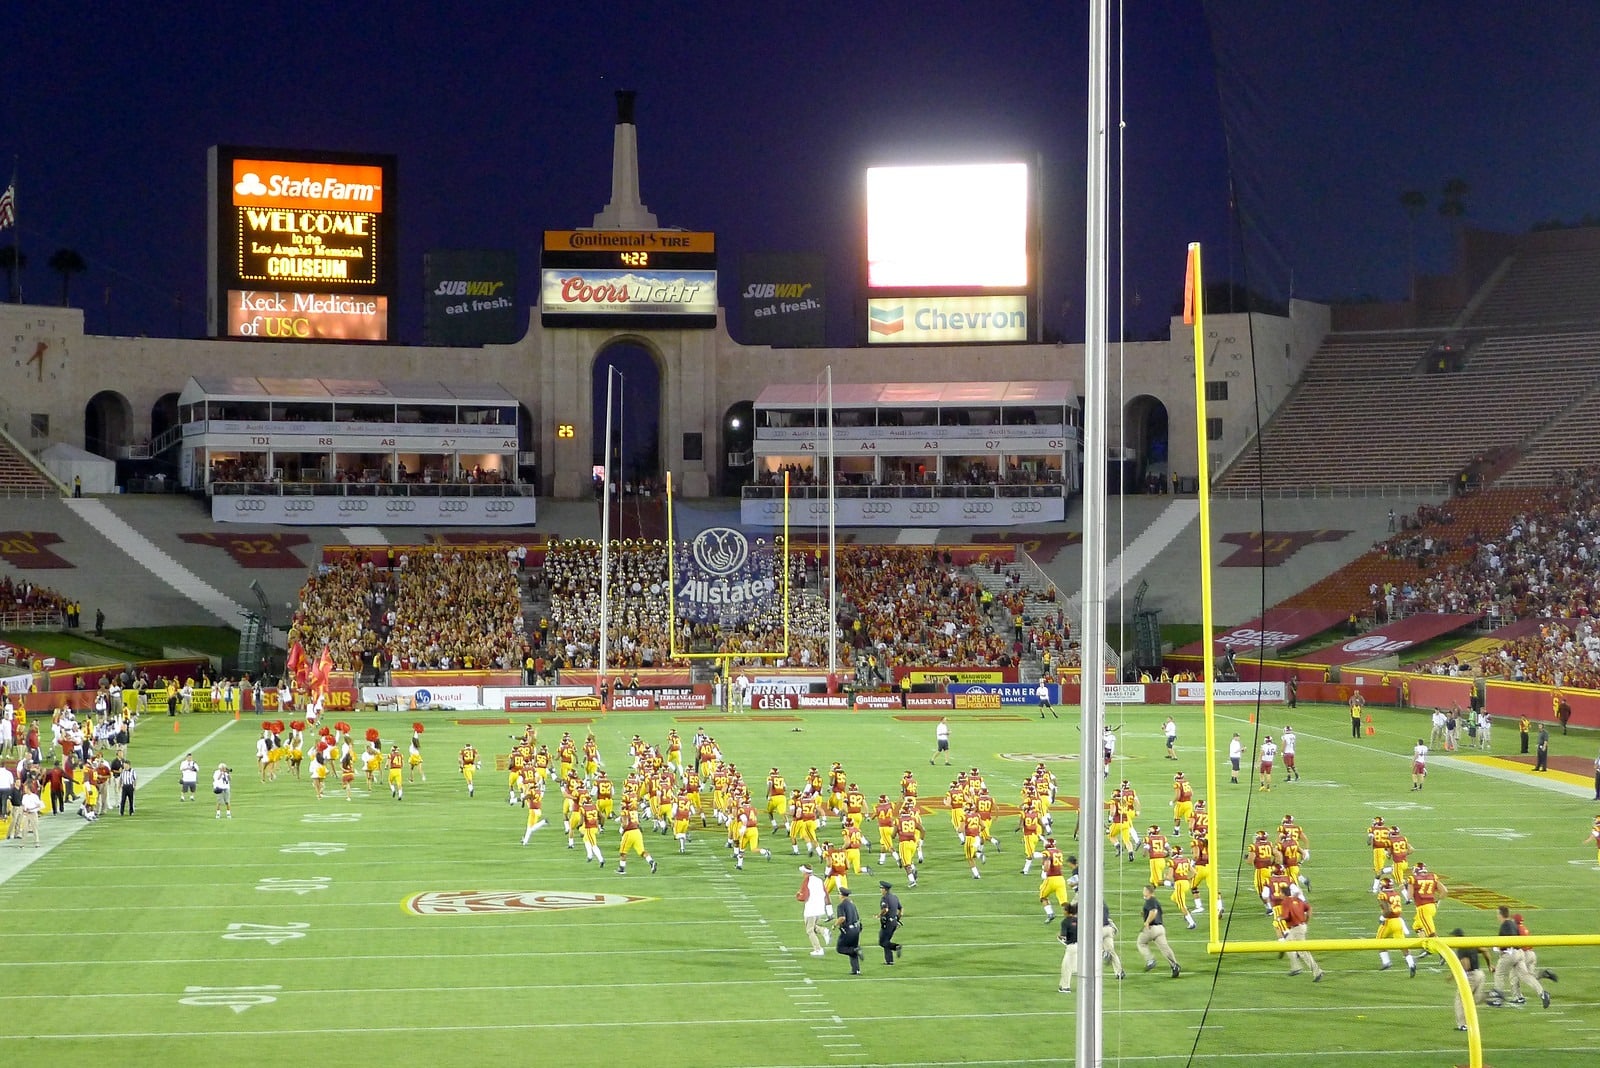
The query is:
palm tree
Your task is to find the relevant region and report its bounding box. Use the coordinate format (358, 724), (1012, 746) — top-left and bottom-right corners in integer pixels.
(1399, 190), (1427, 300)
(48, 248), (87, 307)
(0, 246), (24, 303)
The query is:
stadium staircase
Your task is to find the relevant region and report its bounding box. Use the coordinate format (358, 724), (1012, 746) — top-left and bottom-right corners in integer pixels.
(0, 427), (63, 497)
(61, 497), (260, 636)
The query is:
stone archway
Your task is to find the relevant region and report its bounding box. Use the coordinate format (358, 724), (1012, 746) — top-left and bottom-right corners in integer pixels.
(591, 339), (664, 490)
(84, 390), (134, 458)
(720, 399), (755, 495)
(1122, 394), (1170, 493)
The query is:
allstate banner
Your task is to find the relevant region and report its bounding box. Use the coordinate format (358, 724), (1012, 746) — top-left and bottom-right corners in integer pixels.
(668, 499), (786, 636)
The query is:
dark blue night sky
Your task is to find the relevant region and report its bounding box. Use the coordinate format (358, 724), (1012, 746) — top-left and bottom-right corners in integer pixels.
(2, 2), (1597, 345)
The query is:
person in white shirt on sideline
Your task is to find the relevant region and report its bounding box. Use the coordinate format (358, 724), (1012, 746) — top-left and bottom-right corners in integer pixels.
(179, 754), (200, 802)
(931, 717), (951, 766)
(798, 864), (830, 956)
(1229, 733), (1243, 784)
(213, 764), (233, 818)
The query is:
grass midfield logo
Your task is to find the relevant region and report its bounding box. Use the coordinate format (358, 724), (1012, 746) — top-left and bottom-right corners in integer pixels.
(403, 891), (650, 915)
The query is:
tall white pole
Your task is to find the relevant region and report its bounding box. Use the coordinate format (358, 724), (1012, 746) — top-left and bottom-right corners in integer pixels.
(1076, 0), (1110, 1063)
(827, 365), (838, 680)
(598, 366), (615, 686)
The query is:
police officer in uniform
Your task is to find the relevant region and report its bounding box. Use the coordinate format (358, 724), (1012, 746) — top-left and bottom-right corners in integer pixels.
(833, 887), (864, 975)
(878, 880), (904, 965)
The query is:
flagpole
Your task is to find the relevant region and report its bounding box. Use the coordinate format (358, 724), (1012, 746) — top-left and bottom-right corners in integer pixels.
(1076, 0), (1110, 1060)
(1187, 243), (1223, 947)
(598, 366), (616, 692)
(826, 364), (837, 681)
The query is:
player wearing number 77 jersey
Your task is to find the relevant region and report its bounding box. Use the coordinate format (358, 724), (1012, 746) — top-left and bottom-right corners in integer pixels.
(1407, 861), (1444, 940)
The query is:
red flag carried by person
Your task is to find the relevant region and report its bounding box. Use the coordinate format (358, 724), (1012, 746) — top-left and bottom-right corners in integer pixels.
(287, 640), (309, 689)
(311, 645), (333, 698)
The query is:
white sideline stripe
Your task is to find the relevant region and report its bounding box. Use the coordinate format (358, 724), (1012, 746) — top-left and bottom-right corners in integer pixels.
(0, 719), (237, 887)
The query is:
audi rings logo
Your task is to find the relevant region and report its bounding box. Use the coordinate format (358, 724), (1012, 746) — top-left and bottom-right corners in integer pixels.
(485, 500), (515, 514)
(439, 500), (469, 513)
(337, 499), (369, 513)
(386, 500), (418, 513)
(861, 502), (892, 516)
(233, 499), (267, 513)
(909, 502), (940, 515)
(1010, 501), (1043, 515)
(280, 499), (316, 513)
(690, 526), (750, 578)
(807, 502), (833, 516)
(761, 502), (783, 516)
(962, 502), (995, 515)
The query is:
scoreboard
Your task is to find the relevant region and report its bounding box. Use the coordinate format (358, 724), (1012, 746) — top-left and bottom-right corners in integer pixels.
(540, 230), (717, 328)
(208, 145), (398, 342)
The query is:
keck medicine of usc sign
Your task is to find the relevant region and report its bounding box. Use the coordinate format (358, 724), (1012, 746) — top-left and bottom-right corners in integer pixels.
(208, 146), (397, 341)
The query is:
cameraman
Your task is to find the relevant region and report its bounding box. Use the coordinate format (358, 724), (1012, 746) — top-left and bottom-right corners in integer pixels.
(213, 763), (232, 819)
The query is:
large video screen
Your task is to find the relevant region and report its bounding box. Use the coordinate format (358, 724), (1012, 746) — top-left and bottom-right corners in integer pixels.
(208, 146), (398, 341)
(866, 163), (1029, 289)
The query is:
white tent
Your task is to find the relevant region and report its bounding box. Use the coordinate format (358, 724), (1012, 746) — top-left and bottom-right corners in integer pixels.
(39, 442), (117, 495)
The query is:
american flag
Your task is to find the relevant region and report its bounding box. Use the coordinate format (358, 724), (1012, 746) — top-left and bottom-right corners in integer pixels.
(0, 182), (14, 230)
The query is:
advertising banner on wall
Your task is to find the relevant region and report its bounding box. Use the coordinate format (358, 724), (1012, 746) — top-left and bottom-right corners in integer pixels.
(540, 268), (717, 319)
(866, 163), (1029, 289)
(423, 249), (520, 346)
(540, 230), (717, 328)
(866, 295), (1028, 344)
(738, 252), (826, 347)
(208, 145), (398, 341)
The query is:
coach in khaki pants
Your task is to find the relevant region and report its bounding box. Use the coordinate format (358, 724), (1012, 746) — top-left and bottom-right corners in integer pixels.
(1136, 885), (1181, 978)
(1280, 894), (1323, 981)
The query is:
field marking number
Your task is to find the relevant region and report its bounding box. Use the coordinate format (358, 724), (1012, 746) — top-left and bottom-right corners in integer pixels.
(180, 985), (281, 1013)
(223, 922), (310, 945)
(1454, 826), (1528, 841)
(280, 841), (347, 855)
(301, 812), (362, 824)
(257, 876), (331, 895)
(1363, 801), (1433, 812)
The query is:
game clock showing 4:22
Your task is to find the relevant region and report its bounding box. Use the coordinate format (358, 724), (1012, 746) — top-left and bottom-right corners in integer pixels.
(540, 230), (716, 273)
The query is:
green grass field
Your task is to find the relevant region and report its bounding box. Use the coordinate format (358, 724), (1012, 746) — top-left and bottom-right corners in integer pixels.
(4, 702), (1597, 1067)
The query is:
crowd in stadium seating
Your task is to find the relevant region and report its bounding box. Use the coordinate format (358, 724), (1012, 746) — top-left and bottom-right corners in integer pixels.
(290, 550), (526, 673)
(1403, 467), (1600, 685)
(212, 459), (516, 487)
(835, 546), (1016, 667)
(750, 463), (1064, 489)
(539, 539), (829, 670)
(533, 540), (1031, 677)
(1, 576), (71, 626)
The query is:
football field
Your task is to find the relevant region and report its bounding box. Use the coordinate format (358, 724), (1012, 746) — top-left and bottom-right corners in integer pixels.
(3, 703), (1597, 1067)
